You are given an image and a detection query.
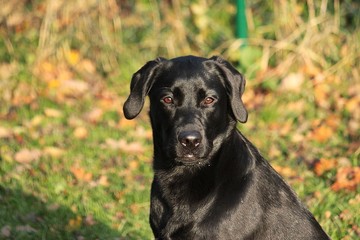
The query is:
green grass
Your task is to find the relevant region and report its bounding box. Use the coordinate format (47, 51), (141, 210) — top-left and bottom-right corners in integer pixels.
(1, 0), (359, 239)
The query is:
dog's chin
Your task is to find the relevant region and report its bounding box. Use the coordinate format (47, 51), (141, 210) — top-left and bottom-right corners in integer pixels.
(175, 154), (209, 167)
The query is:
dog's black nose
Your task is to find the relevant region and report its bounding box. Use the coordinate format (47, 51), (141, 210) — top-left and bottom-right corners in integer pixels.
(178, 131), (202, 150)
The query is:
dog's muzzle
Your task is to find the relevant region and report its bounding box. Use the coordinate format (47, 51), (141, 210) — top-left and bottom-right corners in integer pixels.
(176, 130), (203, 159)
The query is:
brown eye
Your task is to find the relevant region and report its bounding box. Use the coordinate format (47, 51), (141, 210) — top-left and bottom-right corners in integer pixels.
(203, 97), (215, 105)
(162, 96), (174, 104)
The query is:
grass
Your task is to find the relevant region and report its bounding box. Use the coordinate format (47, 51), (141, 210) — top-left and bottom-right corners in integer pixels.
(0, 0), (359, 239)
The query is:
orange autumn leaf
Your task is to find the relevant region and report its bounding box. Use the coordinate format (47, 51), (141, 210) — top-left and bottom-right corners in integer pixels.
(15, 148), (42, 164)
(66, 215), (82, 231)
(73, 126), (88, 139)
(331, 167), (360, 192)
(130, 204), (141, 214)
(273, 165), (297, 178)
(314, 158), (337, 176)
(310, 125), (333, 143)
(70, 166), (93, 182)
(314, 83), (330, 109)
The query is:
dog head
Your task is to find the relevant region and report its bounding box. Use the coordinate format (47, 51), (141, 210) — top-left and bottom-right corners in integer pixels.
(123, 56), (247, 166)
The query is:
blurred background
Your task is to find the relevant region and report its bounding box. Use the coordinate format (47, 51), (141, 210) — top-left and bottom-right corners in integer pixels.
(0, 0), (359, 239)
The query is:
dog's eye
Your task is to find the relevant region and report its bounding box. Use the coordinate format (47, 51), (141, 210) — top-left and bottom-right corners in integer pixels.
(203, 97), (215, 105)
(162, 96), (174, 104)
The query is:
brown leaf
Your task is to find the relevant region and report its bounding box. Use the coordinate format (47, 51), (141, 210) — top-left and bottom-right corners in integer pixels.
(58, 79), (89, 98)
(0, 126), (12, 138)
(44, 108), (63, 118)
(339, 209), (353, 221)
(70, 166), (93, 182)
(15, 225), (37, 233)
(85, 108), (103, 123)
(280, 72), (304, 92)
(97, 175), (109, 186)
(273, 165), (297, 178)
(129, 203), (140, 214)
(314, 83), (331, 109)
(66, 216), (82, 231)
(314, 158), (337, 176)
(104, 138), (145, 154)
(84, 215), (96, 226)
(129, 160), (139, 171)
(324, 211), (332, 219)
(79, 59), (96, 74)
(1, 225), (11, 237)
(345, 95), (360, 113)
(310, 124), (333, 143)
(43, 147), (65, 158)
(14, 148), (42, 164)
(73, 126), (88, 139)
(348, 194), (360, 205)
(30, 115), (44, 127)
(331, 167), (360, 192)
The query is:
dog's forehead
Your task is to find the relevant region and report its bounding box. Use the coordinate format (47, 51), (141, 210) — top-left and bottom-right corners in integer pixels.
(155, 60), (225, 92)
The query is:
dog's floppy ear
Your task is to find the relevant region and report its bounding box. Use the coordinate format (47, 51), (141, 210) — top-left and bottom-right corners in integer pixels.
(123, 57), (166, 119)
(209, 56), (248, 123)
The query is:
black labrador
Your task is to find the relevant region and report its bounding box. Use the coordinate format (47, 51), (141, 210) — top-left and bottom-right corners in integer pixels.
(123, 56), (329, 239)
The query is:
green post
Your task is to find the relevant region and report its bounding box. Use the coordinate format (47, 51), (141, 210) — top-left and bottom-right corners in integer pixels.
(236, 0), (248, 41)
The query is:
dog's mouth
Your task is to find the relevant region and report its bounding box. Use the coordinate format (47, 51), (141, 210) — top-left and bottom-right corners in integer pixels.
(175, 154), (209, 166)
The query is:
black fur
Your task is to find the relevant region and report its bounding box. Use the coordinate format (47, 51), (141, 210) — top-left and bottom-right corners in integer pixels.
(123, 56), (330, 239)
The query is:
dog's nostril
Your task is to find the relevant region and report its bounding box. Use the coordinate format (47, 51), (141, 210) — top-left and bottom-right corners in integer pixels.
(178, 131), (202, 149)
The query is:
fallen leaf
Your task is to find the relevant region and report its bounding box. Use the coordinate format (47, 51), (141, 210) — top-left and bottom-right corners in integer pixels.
(331, 167), (360, 192)
(44, 108), (63, 118)
(310, 124), (333, 143)
(302, 63), (322, 78)
(104, 138), (145, 154)
(314, 83), (331, 109)
(97, 175), (109, 186)
(280, 72), (304, 92)
(348, 194), (360, 205)
(314, 158), (337, 176)
(73, 126), (88, 139)
(47, 203), (60, 211)
(7, 11), (25, 27)
(129, 160), (139, 170)
(43, 146), (65, 158)
(1, 225), (11, 237)
(15, 225), (37, 233)
(84, 215), (96, 226)
(58, 79), (89, 98)
(273, 165), (297, 178)
(0, 126), (12, 138)
(79, 59), (96, 73)
(114, 211), (125, 221)
(325, 114), (341, 129)
(70, 166), (93, 182)
(352, 225), (360, 236)
(30, 115), (44, 127)
(339, 209), (353, 221)
(85, 108), (103, 123)
(130, 204), (140, 214)
(345, 95), (360, 113)
(12, 82), (37, 106)
(14, 148), (42, 164)
(66, 215), (82, 231)
(268, 145), (282, 158)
